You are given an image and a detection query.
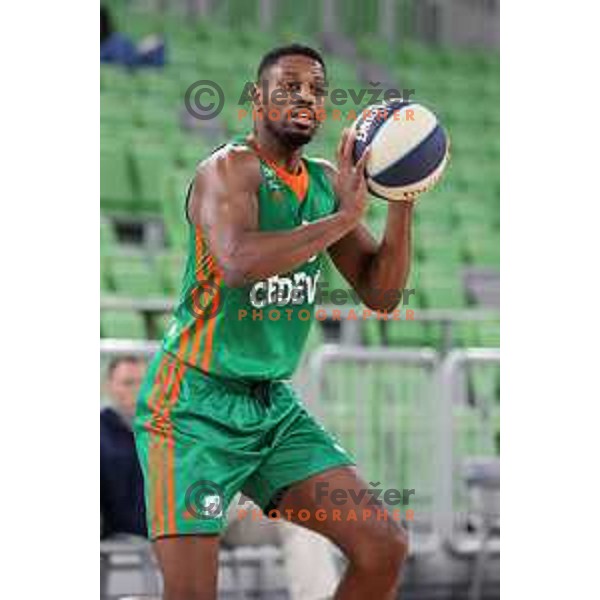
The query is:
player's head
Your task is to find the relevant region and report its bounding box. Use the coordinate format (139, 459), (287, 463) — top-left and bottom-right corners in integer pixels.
(254, 44), (326, 149)
(106, 355), (146, 421)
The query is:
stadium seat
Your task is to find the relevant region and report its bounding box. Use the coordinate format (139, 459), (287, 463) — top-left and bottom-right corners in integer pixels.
(111, 254), (165, 297)
(101, 146), (137, 213)
(134, 98), (178, 133)
(100, 257), (113, 293)
(155, 252), (186, 294)
(469, 364), (500, 408)
(101, 310), (147, 339)
(100, 220), (116, 250)
(453, 405), (496, 458)
(476, 320), (500, 346)
(130, 143), (172, 214)
(101, 93), (135, 126)
(100, 66), (136, 95)
(384, 320), (431, 347)
(151, 312), (174, 339)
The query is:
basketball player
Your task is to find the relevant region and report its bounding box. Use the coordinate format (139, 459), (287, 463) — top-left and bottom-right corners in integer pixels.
(134, 44), (415, 600)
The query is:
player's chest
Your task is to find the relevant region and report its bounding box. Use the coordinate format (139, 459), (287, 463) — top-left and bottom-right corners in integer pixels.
(257, 182), (331, 231)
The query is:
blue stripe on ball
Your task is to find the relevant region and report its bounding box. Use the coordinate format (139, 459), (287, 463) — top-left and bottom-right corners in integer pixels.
(353, 100), (413, 163)
(371, 125), (447, 187)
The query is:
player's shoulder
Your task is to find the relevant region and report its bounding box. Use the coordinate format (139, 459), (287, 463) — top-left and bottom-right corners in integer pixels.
(196, 141), (262, 188)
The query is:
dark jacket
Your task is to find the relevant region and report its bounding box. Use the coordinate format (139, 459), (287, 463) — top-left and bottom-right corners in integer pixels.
(100, 407), (146, 538)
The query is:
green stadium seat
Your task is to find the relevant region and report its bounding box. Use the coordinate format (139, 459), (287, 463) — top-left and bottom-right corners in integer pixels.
(384, 320), (431, 347)
(420, 266), (468, 308)
(101, 93), (135, 126)
(100, 220), (116, 249)
(101, 66), (136, 95)
(134, 69), (180, 101)
(417, 237), (465, 267)
(101, 310), (147, 339)
(469, 365), (500, 407)
(155, 252), (186, 295)
(475, 320), (500, 347)
(151, 312), (174, 339)
(130, 144), (172, 213)
(100, 147), (136, 213)
(134, 98), (178, 133)
(111, 254), (165, 297)
(463, 235), (500, 267)
(362, 318), (384, 345)
(100, 257), (113, 293)
(163, 211), (188, 248)
(453, 405), (496, 458)
(453, 320), (480, 347)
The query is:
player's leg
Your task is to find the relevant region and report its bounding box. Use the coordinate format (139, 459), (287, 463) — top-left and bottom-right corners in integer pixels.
(276, 466), (408, 600)
(153, 535), (220, 600)
(243, 383), (408, 599)
(134, 352), (268, 600)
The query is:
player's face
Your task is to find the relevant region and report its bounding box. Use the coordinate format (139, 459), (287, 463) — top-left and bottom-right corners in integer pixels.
(257, 55), (326, 148)
(107, 360), (145, 420)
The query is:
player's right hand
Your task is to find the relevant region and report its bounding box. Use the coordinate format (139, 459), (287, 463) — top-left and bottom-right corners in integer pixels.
(333, 128), (370, 226)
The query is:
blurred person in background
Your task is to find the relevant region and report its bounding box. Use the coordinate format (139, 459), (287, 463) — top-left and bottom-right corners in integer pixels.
(101, 4), (166, 68)
(101, 355), (147, 539)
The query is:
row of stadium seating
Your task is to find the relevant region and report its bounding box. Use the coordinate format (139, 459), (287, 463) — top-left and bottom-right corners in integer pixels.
(100, 232), (499, 311)
(100, 11), (499, 343)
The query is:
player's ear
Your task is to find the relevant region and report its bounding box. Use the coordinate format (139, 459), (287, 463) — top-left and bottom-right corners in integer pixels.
(252, 81), (264, 113)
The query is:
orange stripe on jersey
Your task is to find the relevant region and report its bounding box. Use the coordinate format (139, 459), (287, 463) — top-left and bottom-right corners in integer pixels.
(187, 291), (207, 366)
(201, 272), (221, 372)
(164, 363), (186, 534)
(153, 359), (177, 537)
(188, 226), (212, 366)
(176, 327), (190, 363)
(144, 356), (168, 538)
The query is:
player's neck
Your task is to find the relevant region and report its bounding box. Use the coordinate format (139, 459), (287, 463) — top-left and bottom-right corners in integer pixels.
(249, 129), (303, 174)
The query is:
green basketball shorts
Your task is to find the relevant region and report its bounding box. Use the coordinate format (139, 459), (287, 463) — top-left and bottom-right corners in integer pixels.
(134, 350), (356, 539)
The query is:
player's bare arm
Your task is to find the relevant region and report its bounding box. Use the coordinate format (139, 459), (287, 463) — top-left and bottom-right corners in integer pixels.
(188, 143), (369, 287)
(321, 129), (414, 311)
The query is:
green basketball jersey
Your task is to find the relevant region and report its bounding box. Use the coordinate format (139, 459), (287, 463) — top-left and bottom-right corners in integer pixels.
(162, 138), (338, 380)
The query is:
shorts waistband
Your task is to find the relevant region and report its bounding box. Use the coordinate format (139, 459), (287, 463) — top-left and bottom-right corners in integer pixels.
(164, 351), (278, 403)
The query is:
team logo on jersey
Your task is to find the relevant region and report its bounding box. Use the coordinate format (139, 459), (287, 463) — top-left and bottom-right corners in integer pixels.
(261, 164), (285, 200)
(249, 270), (321, 308)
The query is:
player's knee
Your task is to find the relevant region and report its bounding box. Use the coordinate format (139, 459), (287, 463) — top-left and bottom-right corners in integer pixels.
(351, 523), (409, 577)
(163, 580), (210, 600)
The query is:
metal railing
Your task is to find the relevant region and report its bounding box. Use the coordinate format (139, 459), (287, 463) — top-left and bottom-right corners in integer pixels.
(437, 348), (500, 554)
(306, 344), (440, 554)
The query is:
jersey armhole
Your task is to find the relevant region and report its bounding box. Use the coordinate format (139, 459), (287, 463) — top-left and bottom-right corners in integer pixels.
(184, 179), (194, 224)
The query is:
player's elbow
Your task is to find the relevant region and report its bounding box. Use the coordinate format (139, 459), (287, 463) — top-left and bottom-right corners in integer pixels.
(219, 262), (247, 288)
(214, 243), (250, 288)
(362, 289), (402, 312)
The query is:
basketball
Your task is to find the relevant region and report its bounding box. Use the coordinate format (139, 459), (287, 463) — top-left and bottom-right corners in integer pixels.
(352, 99), (450, 201)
